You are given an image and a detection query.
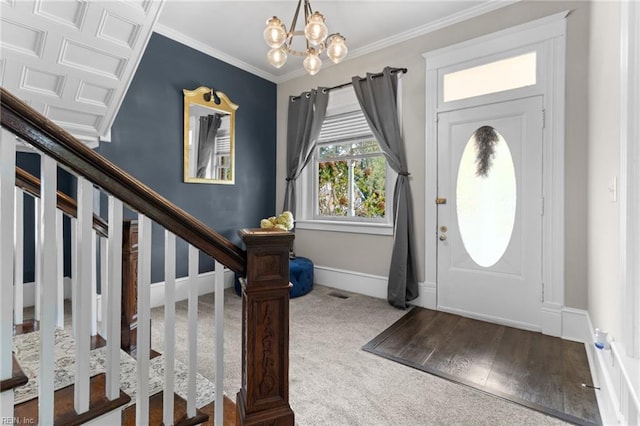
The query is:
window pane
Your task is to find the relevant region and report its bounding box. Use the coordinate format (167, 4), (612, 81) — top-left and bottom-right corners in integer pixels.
(317, 155), (386, 218)
(443, 52), (536, 102)
(353, 156), (386, 218)
(318, 160), (349, 216)
(456, 127), (516, 267)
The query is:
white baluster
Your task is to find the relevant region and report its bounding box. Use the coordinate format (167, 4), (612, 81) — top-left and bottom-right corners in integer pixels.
(187, 244), (198, 417)
(13, 188), (24, 325)
(0, 130), (16, 417)
(214, 260), (225, 425)
(105, 197), (123, 400)
(163, 231), (176, 425)
(74, 177), (93, 413)
(34, 197), (41, 321)
(91, 231), (98, 336)
(136, 214), (152, 426)
(38, 155), (58, 424)
(56, 209), (64, 329)
(71, 217), (77, 336)
(99, 236), (108, 339)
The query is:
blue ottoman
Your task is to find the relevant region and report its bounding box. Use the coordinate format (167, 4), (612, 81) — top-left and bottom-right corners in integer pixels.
(288, 256), (314, 298)
(234, 256), (314, 298)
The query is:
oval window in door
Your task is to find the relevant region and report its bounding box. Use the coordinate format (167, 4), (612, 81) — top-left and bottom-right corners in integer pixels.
(456, 126), (516, 267)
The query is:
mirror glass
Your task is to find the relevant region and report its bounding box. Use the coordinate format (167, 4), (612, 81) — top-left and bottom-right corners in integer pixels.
(184, 86), (238, 184)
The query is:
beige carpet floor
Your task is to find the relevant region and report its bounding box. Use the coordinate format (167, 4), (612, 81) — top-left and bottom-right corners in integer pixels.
(150, 284), (570, 426)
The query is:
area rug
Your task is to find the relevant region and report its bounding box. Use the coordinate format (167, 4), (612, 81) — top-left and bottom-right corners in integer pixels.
(12, 328), (215, 408)
(362, 307), (601, 426)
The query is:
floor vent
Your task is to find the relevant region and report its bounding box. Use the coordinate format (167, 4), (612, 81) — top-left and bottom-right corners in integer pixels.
(328, 291), (350, 299)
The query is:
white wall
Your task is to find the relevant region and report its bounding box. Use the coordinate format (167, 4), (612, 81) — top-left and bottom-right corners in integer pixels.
(587, 1), (622, 342)
(276, 1), (591, 308)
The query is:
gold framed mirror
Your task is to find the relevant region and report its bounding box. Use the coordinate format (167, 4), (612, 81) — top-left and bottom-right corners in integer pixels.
(183, 86), (238, 184)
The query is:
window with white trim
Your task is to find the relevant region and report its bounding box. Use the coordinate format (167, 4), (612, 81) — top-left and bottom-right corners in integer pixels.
(296, 87), (395, 235)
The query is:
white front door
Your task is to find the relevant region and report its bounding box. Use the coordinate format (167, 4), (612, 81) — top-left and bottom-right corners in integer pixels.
(437, 96), (544, 330)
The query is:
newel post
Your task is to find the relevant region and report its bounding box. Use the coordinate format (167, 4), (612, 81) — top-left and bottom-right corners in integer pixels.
(236, 228), (295, 426)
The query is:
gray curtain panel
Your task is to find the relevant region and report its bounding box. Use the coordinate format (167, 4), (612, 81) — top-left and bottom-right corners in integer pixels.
(196, 114), (222, 178)
(283, 88), (329, 215)
(352, 67), (418, 309)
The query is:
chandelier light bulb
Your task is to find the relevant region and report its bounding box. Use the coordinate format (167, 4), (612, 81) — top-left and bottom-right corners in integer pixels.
(264, 1), (345, 74)
(268, 47), (288, 68)
(264, 17), (287, 48)
(304, 12), (328, 46)
(303, 50), (322, 75)
(326, 34), (348, 64)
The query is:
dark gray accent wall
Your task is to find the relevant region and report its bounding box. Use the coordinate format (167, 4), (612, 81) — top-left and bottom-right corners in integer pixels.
(99, 33), (277, 282)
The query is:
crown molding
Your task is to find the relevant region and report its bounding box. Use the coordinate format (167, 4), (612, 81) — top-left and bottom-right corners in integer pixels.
(155, 0), (520, 84)
(346, 0), (521, 61)
(153, 23), (279, 82)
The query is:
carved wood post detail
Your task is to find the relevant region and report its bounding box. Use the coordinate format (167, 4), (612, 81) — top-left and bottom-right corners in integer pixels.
(121, 220), (138, 353)
(237, 228), (295, 426)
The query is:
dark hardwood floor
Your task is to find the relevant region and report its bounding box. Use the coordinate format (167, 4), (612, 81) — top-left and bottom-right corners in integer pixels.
(363, 307), (601, 426)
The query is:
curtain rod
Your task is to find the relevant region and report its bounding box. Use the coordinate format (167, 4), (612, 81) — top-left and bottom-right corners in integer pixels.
(291, 67), (407, 101)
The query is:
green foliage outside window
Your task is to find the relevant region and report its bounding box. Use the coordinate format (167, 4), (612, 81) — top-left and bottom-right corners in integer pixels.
(317, 138), (386, 218)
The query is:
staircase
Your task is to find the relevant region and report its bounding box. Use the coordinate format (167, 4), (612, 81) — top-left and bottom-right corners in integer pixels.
(1, 87), (295, 425)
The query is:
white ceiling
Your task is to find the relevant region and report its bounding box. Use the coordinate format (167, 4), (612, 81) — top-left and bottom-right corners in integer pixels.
(0, 0), (513, 145)
(156, 1), (513, 83)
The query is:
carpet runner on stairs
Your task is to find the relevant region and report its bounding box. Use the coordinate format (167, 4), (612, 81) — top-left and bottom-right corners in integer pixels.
(12, 327), (217, 409)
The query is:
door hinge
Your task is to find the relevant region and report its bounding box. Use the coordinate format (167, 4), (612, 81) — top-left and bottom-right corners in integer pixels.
(540, 197), (545, 216)
(541, 282), (545, 302)
(542, 109), (546, 129)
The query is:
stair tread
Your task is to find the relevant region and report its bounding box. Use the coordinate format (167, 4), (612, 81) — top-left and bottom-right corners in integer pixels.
(0, 353), (28, 392)
(199, 395), (237, 426)
(122, 390), (209, 426)
(14, 372), (131, 426)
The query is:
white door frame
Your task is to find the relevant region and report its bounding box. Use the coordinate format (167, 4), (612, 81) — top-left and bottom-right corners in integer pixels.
(620, 0), (640, 358)
(421, 11), (568, 336)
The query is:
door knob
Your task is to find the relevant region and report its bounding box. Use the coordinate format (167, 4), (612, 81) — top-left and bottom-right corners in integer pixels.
(439, 234), (447, 241)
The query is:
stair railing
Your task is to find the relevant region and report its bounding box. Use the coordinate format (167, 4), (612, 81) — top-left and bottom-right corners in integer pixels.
(14, 166), (108, 334)
(1, 87), (295, 425)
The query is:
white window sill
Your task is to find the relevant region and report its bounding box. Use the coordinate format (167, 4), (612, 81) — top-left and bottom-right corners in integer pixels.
(295, 219), (393, 236)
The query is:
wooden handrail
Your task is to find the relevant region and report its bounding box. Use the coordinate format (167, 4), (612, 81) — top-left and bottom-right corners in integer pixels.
(1, 87), (246, 275)
(15, 166), (109, 238)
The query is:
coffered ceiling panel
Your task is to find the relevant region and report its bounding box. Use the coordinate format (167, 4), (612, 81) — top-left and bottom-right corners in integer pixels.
(0, 0), (164, 147)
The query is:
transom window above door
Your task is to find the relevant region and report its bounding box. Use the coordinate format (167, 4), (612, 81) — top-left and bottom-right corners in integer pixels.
(441, 51), (538, 104)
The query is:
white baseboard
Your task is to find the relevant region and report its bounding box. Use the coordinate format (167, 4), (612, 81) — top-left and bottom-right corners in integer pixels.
(561, 307), (591, 343)
(22, 277), (72, 308)
(584, 314), (623, 426)
(149, 269), (234, 308)
(410, 282), (436, 309)
(313, 265), (387, 300)
(575, 310), (640, 426)
(96, 270), (234, 323)
(20, 271), (233, 310)
(540, 304), (562, 337)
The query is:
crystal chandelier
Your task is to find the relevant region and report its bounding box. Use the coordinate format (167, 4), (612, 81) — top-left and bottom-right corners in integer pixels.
(264, 0), (348, 75)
